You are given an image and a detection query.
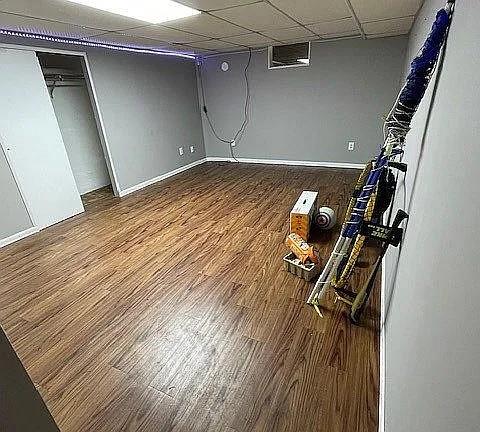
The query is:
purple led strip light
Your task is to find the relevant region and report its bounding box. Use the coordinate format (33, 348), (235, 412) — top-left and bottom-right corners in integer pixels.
(0, 28), (197, 59)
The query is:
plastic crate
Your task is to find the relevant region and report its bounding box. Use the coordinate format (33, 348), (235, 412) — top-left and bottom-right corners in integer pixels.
(283, 252), (320, 282)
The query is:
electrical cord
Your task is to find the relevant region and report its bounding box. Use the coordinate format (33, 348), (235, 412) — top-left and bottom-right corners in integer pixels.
(197, 48), (252, 163)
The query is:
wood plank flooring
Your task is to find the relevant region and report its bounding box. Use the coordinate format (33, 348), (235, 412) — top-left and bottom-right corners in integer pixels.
(0, 162), (380, 432)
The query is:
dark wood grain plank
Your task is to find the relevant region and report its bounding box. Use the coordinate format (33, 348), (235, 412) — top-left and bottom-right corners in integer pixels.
(0, 162), (380, 432)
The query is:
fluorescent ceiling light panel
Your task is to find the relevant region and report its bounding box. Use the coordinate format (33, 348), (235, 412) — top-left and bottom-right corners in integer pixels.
(66, 0), (200, 24)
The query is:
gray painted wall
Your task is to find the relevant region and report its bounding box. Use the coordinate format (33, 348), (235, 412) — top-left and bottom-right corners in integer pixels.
(86, 49), (205, 190)
(199, 37), (407, 163)
(51, 84), (111, 195)
(384, 2), (480, 432)
(0, 146), (32, 239)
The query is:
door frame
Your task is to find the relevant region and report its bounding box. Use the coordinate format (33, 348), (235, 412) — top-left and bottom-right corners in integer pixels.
(0, 42), (121, 197)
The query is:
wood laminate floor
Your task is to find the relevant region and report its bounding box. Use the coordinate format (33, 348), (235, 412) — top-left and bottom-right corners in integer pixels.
(0, 162), (379, 432)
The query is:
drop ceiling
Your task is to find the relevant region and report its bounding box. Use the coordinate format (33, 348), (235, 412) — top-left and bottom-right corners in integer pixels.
(0, 0), (424, 56)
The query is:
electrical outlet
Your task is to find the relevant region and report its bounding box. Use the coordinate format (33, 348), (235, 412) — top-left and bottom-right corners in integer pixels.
(348, 141), (356, 151)
(190, 145), (195, 153)
(231, 140), (236, 147)
(178, 147), (184, 156)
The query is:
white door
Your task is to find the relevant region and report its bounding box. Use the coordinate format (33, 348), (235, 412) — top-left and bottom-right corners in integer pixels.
(0, 48), (84, 229)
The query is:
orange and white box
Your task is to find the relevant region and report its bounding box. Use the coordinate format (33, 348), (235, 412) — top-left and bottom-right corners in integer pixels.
(289, 191), (318, 240)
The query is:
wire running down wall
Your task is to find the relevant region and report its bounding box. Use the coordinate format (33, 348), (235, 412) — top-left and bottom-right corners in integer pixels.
(199, 37), (407, 165)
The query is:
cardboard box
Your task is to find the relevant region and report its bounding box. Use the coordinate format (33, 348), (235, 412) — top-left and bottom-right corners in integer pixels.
(290, 191), (318, 240)
(285, 233), (318, 264)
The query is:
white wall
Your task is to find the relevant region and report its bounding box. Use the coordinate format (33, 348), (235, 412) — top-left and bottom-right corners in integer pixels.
(384, 2), (480, 431)
(51, 83), (110, 195)
(0, 48), (84, 231)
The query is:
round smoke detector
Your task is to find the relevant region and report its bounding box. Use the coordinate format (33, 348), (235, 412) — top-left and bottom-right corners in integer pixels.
(221, 61), (229, 72)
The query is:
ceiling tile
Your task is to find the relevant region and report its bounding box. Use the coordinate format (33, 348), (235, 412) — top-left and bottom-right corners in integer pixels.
(269, 0), (351, 25)
(260, 26), (316, 42)
(350, 0), (423, 22)
(124, 24), (209, 43)
(307, 18), (358, 36)
(363, 16), (414, 36)
(175, 0), (256, 12)
(0, 0), (146, 31)
(164, 13), (247, 38)
(212, 2), (297, 31)
(221, 32), (275, 47)
(0, 12), (101, 38)
(83, 33), (175, 50)
(188, 39), (239, 50)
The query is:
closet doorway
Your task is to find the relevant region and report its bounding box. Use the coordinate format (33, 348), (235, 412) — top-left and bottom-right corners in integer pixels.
(0, 46), (119, 248)
(37, 52), (118, 207)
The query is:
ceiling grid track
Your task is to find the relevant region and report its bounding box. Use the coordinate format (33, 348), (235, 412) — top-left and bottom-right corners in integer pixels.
(176, 7), (286, 52)
(343, 0), (366, 39)
(262, 0), (322, 39)
(206, 0), (263, 13)
(180, 10), (271, 50)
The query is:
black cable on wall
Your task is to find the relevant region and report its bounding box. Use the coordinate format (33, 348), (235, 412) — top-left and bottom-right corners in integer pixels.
(197, 48), (252, 162)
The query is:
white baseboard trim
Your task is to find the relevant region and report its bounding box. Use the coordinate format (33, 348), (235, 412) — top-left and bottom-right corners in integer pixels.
(0, 226), (39, 248)
(119, 158), (207, 197)
(118, 156), (364, 198)
(379, 259), (387, 432)
(205, 156), (364, 169)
